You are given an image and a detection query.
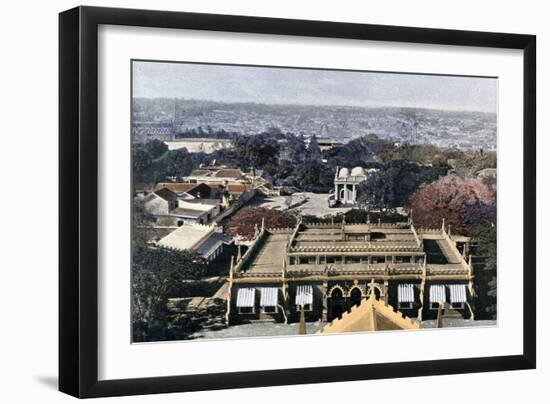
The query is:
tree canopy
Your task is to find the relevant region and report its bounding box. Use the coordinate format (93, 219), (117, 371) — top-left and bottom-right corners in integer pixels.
(226, 207), (297, 240)
(407, 174), (496, 234)
(357, 160), (448, 209)
(132, 245), (207, 342)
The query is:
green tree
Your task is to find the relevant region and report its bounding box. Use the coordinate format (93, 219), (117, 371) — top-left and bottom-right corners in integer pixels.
(469, 224), (497, 319)
(132, 246), (207, 342)
(306, 134), (322, 161)
(294, 160), (335, 193)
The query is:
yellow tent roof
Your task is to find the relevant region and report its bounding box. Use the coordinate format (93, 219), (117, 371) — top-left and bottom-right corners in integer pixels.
(318, 293), (419, 334)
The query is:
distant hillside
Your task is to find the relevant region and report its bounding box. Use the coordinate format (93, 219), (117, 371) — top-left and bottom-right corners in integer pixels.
(132, 98), (497, 150)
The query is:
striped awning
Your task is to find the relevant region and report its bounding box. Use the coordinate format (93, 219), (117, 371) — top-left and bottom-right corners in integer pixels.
(398, 284), (415, 303)
(260, 287), (278, 307)
(449, 284), (467, 303)
(236, 288), (255, 308)
(429, 285), (446, 303)
(295, 285), (313, 306)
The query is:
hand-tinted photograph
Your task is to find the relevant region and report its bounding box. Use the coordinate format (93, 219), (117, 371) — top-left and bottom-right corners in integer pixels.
(131, 60), (497, 342)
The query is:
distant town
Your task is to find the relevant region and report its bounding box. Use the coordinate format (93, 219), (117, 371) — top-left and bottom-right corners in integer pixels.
(132, 98), (497, 151)
(131, 98), (497, 343)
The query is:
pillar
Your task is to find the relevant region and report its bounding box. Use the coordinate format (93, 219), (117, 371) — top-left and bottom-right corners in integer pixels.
(418, 280), (425, 321)
(322, 281), (328, 321)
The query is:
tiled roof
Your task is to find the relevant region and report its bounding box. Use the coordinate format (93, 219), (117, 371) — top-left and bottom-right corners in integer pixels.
(227, 183), (253, 193)
(153, 187), (179, 202)
(155, 183), (197, 193)
(214, 169), (242, 178)
(155, 182), (224, 193)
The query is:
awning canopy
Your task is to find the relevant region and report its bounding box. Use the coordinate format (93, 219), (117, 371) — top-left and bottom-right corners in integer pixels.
(260, 287), (278, 307)
(449, 284), (467, 303)
(398, 284), (415, 303)
(236, 288), (255, 308)
(429, 285), (446, 303)
(295, 285), (313, 306)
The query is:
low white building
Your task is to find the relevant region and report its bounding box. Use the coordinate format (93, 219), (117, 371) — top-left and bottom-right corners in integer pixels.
(185, 167), (245, 184)
(170, 200), (221, 226)
(157, 223), (232, 263)
(142, 188), (179, 215)
(141, 186), (223, 226)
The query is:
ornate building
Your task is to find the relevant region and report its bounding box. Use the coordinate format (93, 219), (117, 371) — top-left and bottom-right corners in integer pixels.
(226, 218), (474, 325)
(333, 166), (377, 205)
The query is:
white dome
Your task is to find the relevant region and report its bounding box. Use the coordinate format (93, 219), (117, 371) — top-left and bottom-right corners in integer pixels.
(338, 167), (349, 178)
(350, 167), (366, 177)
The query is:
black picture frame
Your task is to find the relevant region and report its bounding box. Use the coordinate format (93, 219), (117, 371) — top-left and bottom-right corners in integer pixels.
(59, 5), (536, 398)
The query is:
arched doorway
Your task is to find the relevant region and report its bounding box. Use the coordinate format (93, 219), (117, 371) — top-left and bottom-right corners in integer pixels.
(366, 282), (383, 300)
(329, 287), (345, 321)
(339, 188), (346, 201)
(349, 287), (362, 308)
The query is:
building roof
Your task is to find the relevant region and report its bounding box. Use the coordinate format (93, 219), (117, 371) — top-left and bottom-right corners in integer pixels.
(196, 232), (233, 258)
(156, 181), (251, 196)
(214, 168), (242, 178)
(338, 167), (349, 178)
(226, 183), (254, 194)
(178, 200), (217, 212)
(350, 166), (366, 177)
(317, 137), (344, 145)
(318, 293), (419, 334)
(291, 224), (422, 251)
(155, 183), (197, 193)
(157, 223), (215, 251)
(189, 169), (212, 177)
(185, 198), (221, 206)
(153, 187), (179, 202)
(336, 166), (376, 180)
(170, 208), (207, 219)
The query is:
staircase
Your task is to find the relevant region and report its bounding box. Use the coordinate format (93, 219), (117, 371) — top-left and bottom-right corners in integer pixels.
(435, 239), (462, 264)
(441, 304), (463, 319)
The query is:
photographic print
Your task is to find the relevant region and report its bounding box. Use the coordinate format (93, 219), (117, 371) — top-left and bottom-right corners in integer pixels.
(131, 60), (497, 343)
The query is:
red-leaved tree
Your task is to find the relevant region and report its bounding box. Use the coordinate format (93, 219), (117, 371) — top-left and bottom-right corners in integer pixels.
(227, 207), (297, 240)
(407, 174), (496, 234)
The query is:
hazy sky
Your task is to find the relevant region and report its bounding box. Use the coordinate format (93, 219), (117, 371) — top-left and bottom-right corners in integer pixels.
(132, 61), (497, 113)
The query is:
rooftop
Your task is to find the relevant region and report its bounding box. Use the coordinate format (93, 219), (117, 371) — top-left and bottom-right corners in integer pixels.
(319, 294), (419, 334)
(153, 187), (178, 202)
(157, 223), (214, 251)
(196, 232), (233, 258)
(234, 222), (470, 277)
(188, 166), (244, 179)
(156, 182), (225, 194)
(214, 169), (242, 178)
(178, 200), (217, 212)
(170, 208), (206, 218)
(291, 224), (421, 251)
(227, 183), (254, 193)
